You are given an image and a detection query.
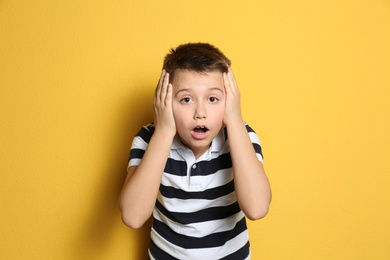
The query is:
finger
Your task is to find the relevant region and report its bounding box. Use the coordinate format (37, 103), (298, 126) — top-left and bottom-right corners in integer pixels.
(227, 66), (237, 87)
(227, 66), (239, 94)
(155, 70), (166, 102)
(165, 83), (173, 106)
(224, 73), (233, 94)
(160, 72), (170, 103)
(228, 66), (236, 83)
(223, 72), (231, 95)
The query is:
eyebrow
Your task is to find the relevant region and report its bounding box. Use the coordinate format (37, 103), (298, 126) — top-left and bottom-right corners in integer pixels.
(175, 88), (224, 97)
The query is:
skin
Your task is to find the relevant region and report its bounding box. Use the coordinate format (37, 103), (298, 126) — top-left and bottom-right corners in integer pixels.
(118, 67), (272, 229)
(172, 69), (226, 158)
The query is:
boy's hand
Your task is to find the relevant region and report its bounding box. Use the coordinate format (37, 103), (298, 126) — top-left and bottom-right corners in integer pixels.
(154, 70), (176, 137)
(223, 66), (243, 126)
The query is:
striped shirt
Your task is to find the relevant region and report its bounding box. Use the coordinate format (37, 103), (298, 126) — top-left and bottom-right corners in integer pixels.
(128, 123), (263, 260)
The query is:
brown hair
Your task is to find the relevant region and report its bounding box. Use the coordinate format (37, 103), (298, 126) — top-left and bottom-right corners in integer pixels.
(163, 43), (231, 81)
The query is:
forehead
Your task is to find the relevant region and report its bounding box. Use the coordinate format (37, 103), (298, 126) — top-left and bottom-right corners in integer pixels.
(172, 70), (224, 92)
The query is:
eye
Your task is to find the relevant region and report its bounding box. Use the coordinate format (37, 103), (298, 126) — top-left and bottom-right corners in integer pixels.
(181, 97), (192, 103)
(208, 97), (218, 103)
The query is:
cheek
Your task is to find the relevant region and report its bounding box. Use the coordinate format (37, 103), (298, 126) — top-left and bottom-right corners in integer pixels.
(214, 104), (226, 120)
(172, 103), (181, 120)
(172, 103), (187, 126)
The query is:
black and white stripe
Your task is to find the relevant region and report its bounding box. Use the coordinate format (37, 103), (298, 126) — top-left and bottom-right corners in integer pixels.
(128, 123), (263, 260)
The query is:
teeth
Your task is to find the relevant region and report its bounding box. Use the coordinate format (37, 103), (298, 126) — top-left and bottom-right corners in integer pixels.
(194, 126), (207, 133)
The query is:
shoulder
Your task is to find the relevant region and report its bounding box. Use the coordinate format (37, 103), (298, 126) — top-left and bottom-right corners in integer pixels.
(129, 123), (155, 152)
(244, 122), (257, 134)
(134, 123), (155, 144)
(128, 123), (155, 167)
(244, 123), (263, 160)
(229, 122), (263, 160)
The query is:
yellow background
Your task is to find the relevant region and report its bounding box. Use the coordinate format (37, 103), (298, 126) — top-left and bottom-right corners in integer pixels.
(1, 0), (389, 259)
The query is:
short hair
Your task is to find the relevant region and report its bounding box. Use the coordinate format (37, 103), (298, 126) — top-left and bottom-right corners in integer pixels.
(163, 43), (231, 81)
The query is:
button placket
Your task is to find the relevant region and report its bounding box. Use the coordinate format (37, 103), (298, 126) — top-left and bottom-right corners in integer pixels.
(189, 162), (201, 189)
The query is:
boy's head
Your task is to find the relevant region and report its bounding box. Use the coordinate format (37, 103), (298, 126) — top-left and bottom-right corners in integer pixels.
(164, 43), (231, 158)
(163, 43), (231, 82)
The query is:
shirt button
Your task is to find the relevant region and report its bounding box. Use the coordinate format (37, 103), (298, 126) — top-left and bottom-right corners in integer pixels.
(192, 164), (197, 169)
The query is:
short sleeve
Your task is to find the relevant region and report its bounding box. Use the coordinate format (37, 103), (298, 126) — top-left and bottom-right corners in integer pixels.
(127, 124), (155, 171)
(245, 123), (264, 164)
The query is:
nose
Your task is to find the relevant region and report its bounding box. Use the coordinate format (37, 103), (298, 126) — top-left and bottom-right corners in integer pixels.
(194, 102), (207, 119)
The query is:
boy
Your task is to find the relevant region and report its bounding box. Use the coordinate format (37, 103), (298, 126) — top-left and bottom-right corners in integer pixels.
(119, 43), (271, 259)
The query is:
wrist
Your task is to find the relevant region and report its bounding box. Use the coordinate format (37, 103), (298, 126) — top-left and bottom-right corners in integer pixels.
(153, 125), (176, 140)
(224, 114), (244, 128)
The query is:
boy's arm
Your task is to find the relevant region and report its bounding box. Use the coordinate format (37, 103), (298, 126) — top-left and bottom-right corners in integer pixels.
(118, 70), (176, 229)
(223, 67), (272, 220)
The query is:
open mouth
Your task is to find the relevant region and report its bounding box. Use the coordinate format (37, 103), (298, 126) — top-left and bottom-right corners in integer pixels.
(193, 126), (209, 134)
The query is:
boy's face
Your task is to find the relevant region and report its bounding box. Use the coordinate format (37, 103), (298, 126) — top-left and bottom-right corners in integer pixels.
(172, 69), (225, 158)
